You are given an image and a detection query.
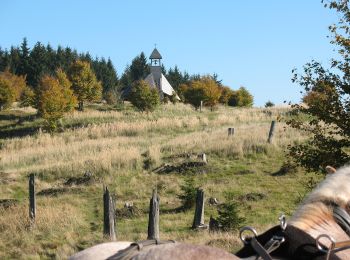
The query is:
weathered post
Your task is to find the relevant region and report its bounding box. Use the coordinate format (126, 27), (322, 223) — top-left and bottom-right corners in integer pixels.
(200, 101), (203, 112)
(192, 188), (205, 229)
(199, 153), (207, 164)
(267, 120), (276, 143)
(228, 128), (234, 136)
(29, 173), (36, 224)
(103, 186), (116, 241)
(147, 189), (160, 240)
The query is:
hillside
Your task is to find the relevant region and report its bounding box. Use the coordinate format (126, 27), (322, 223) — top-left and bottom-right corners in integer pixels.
(0, 103), (321, 259)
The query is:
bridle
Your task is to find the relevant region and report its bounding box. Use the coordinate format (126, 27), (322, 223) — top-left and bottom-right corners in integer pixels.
(236, 206), (350, 260)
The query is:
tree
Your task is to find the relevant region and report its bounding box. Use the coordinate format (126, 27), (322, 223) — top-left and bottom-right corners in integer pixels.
(0, 70), (26, 110)
(181, 76), (221, 110)
(219, 86), (234, 105)
(120, 52), (150, 90)
(56, 68), (77, 112)
(129, 80), (159, 112)
(286, 0), (350, 171)
(37, 72), (76, 130)
(68, 60), (102, 111)
(200, 76), (222, 109)
(228, 87), (253, 107)
(217, 201), (245, 231)
(92, 57), (119, 99)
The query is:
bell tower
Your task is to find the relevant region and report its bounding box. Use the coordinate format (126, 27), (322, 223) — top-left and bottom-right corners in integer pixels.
(149, 47), (162, 93)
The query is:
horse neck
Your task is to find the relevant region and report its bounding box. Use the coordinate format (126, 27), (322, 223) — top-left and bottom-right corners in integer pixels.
(290, 201), (350, 242)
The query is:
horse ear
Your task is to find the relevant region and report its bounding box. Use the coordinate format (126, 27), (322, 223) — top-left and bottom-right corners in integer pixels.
(325, 166), (336, 174)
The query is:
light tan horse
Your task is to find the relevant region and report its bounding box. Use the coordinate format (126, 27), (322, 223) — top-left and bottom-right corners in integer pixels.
(70, 166), (350, 259)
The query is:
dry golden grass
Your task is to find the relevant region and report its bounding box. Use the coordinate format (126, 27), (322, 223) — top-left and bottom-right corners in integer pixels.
(0, 103), (313, 258)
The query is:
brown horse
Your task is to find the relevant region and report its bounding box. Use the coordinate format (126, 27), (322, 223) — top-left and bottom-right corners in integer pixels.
(70, 166), (350, 259)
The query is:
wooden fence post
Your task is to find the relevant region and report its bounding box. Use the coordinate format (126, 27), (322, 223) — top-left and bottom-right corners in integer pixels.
(29, 173), (36, 224)
(147, 189), (160, 240)
(200, 101), (203, 112)
(192, 188), (205, 229)
(228, 128), (234, 136)
(267, 120), (276, 143)
(103, 186), (116, 241)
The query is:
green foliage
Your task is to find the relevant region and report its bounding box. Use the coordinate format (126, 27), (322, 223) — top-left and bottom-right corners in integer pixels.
(217, 200), (245, 231)
(177, 177), (197, 210)
(287, 0), (350, 171)
(120, 52), (149, 90)
(68, 60), (102, 111)
(265, 100), (275, 108)
(0, 70), (26, 110)
(0, 39), (118, 96)
(129, 80), (160, 112)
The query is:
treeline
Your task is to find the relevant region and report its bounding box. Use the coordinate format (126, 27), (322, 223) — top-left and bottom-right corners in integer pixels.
(0, 38), (118, 100)
(0, 38), (253, 117)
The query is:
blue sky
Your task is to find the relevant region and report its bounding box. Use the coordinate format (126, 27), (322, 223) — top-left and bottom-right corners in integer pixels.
(0, 0), (339, 106)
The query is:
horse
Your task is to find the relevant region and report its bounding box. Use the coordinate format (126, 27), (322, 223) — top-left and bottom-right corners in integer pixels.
(69, 165), (350, 260)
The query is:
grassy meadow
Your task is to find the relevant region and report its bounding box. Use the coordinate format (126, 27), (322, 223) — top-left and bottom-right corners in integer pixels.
(0, 103), (322, 259)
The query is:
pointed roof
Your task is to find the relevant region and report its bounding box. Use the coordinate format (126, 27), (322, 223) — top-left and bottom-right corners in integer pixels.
(149, 48), (162, 59)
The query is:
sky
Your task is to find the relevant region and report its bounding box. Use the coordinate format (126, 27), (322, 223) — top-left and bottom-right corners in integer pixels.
(0, 0), (340, 106)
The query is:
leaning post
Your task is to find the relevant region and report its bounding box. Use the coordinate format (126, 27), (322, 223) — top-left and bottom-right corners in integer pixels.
(192, 188), (205, 229)
(147, 189), (160, 240)
(267, 120), (276, 143)
(200, 101), (203, 112)
(103, 186), (116, 241)
(29, 173), (36, 224)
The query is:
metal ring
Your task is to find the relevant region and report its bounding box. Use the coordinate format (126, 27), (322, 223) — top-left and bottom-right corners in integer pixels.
(279, 214), (287, 231)
(239, 226), (258, 245)
(316, 234), (336, 253)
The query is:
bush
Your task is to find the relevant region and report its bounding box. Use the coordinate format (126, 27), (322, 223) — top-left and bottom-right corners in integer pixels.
(177, 177), (197, 210)
(217, 200), (245, 231)
(265, 100), (275, 108)
(129, 80), (160, 112)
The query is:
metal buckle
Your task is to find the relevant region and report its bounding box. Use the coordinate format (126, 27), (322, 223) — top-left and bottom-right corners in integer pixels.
(279, 214), (287, 231)
(239, 226), (258, 245)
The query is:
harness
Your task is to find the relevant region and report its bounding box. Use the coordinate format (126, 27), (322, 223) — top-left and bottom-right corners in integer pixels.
(236, 206), (350, 260)
(108, 239), (176, 260)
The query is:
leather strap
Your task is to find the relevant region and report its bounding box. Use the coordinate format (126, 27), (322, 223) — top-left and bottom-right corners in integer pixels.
(333, 206), (350, 236)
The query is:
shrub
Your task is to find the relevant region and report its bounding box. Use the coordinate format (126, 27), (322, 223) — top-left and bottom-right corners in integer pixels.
(177, 177), (197, 210)
(265, 100), (275, 108)
(129, 80), (160, 112)
(217, 200), (245, 231)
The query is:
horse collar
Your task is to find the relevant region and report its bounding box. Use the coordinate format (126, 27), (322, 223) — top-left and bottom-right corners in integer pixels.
(235, 225), (341, 260)
(333, 205), (350, 237)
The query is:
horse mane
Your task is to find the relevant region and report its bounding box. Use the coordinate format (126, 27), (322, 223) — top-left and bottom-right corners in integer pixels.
(290, 166), (350, 239)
